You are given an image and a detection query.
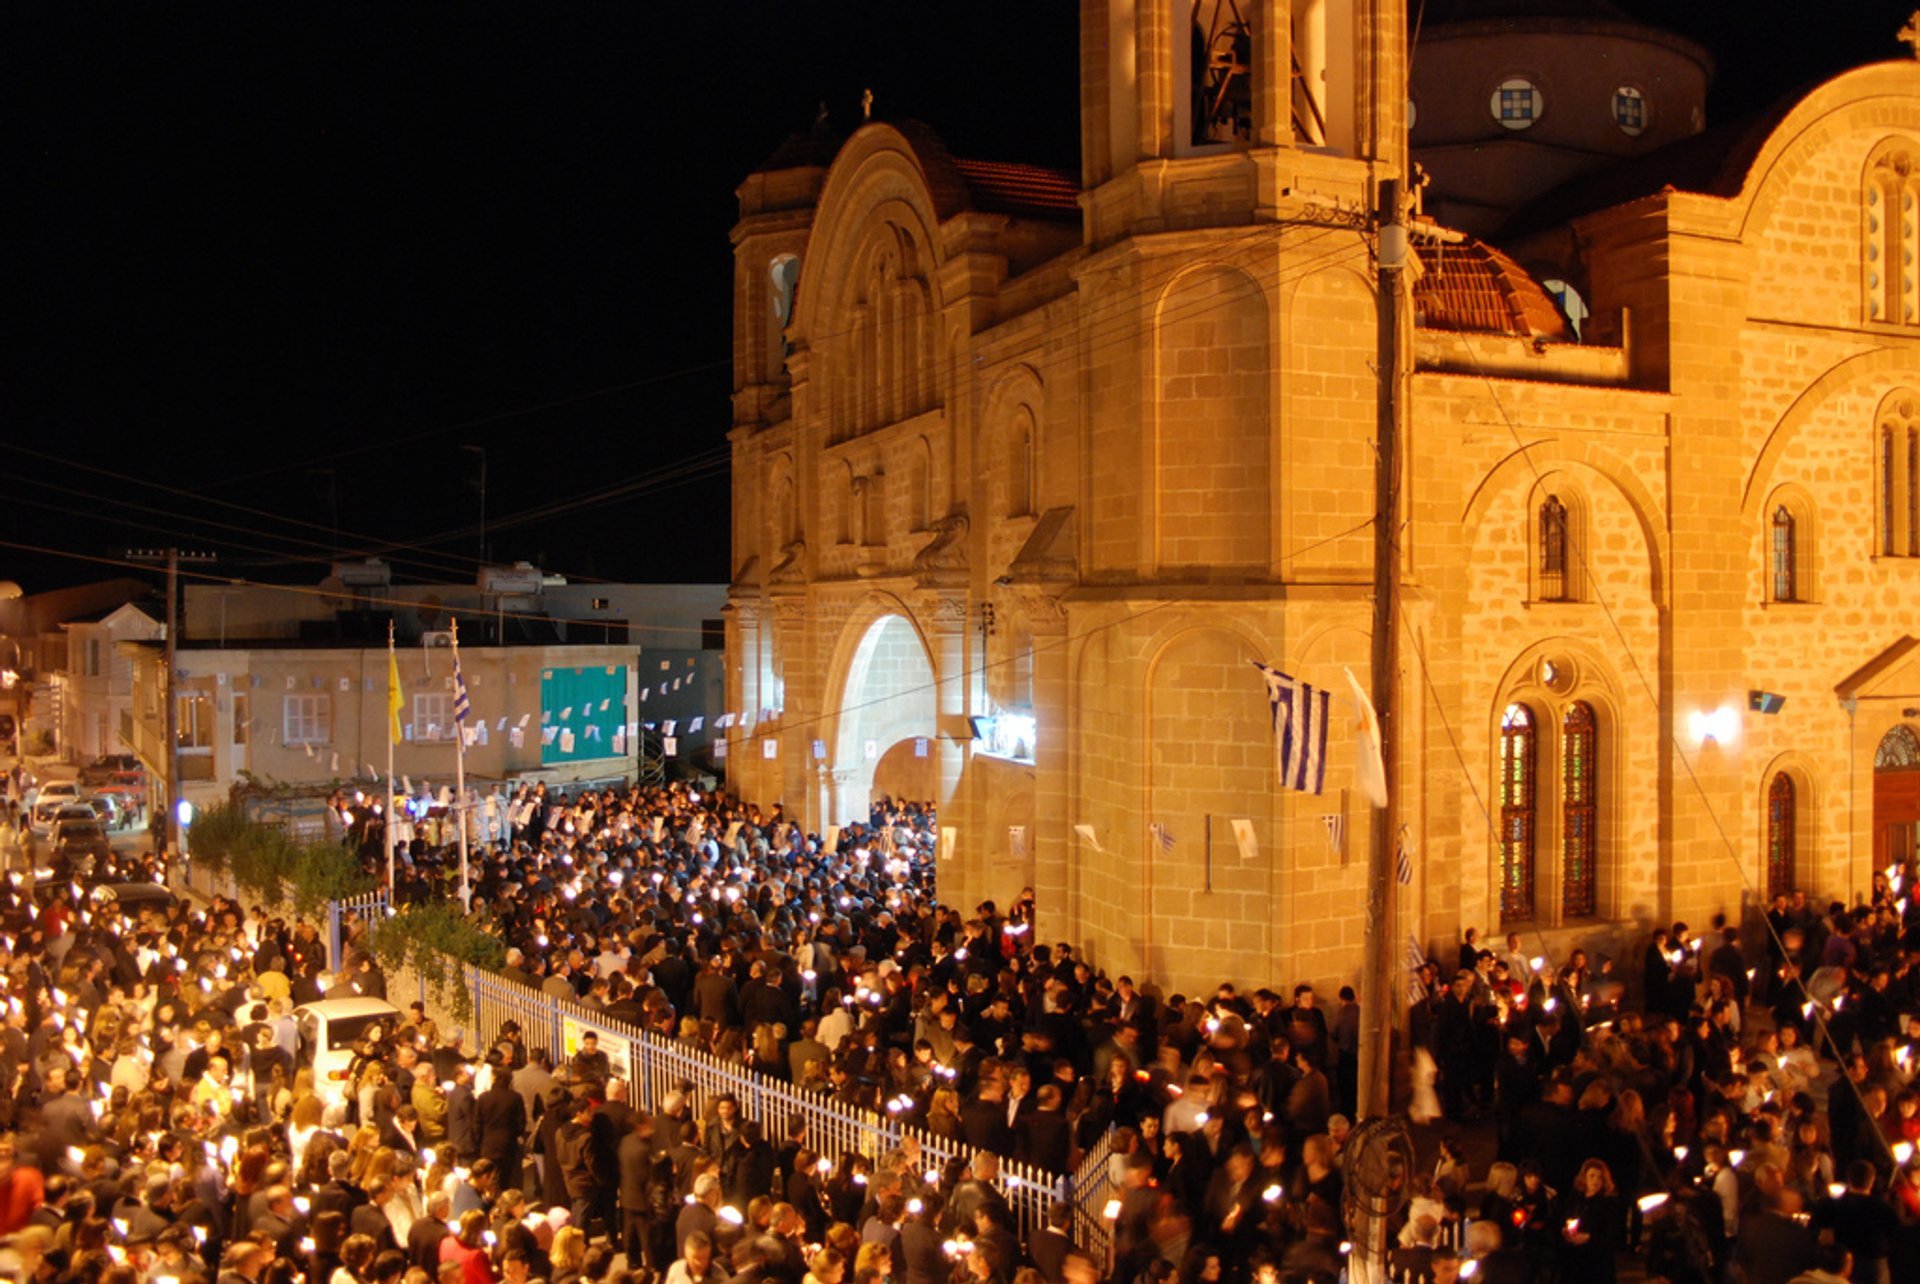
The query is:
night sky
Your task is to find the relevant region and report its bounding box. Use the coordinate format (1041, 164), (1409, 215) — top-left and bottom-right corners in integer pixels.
(5, 1), (1914, 597)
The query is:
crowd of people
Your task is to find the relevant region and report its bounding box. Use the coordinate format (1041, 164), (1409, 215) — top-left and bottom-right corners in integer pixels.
(0, 768), (1910, 1284)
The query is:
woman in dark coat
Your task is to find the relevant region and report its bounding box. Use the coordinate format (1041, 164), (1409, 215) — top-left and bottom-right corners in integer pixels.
(1557, 1159), (1626, 1284)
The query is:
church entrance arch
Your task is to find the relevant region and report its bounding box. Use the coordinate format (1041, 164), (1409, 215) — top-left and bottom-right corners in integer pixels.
(1873, 723), (1920, 873)
(831, 612), (937, 823)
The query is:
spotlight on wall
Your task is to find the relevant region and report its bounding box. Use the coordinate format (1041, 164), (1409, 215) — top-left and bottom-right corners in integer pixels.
(1748, 690), (1786, 715)
(1688, 707), (1740, 746)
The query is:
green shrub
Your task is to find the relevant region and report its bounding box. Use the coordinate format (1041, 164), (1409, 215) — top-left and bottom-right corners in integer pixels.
(368, 902), (503, 1023)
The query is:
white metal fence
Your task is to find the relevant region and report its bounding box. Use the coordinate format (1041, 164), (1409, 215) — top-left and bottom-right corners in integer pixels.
(464, 963), (1115, 1254)
(176, 850), (1116, 1261)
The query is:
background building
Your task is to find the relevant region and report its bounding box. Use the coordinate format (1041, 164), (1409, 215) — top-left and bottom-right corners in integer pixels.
(724, 2), (1920, 995)
(112, 567), (726, 819)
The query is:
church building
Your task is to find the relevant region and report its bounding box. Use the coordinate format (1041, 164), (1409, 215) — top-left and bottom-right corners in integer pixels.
(722, 1), (1920, 996)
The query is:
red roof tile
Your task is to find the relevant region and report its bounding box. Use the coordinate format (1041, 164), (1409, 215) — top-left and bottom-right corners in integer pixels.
(1413, 237), (1571, 340)
(951, 157), (1082, 219)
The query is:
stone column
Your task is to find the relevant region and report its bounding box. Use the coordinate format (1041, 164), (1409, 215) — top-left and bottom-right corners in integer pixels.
(769, 593), (812, 825)
(1018, 590), (1071, 945)
(919, 593), (972, 902)
(1252, 0), (1293, 148)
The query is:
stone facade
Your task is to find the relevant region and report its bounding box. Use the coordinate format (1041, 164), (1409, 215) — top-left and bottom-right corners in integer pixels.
(723, 3), (1920, 998)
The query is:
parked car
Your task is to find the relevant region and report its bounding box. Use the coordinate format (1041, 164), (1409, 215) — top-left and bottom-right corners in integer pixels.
(294, 997), (402, 1103)
(77, 792), (120, 828)
(30, 877), (176, 917)
(79, 754), (141, 786)
(29, 795), (91, 835)
(35, 780), (82, 807)
(48, 815), (111, 869)
(92, 773), (146, 827)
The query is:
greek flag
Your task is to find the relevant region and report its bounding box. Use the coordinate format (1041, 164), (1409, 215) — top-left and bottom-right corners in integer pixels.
(452, 659), (471, 726)
(1149, 822), (1175, 855)
(1396, 828), (1415, 885)
(1251, 661), (1329, 795)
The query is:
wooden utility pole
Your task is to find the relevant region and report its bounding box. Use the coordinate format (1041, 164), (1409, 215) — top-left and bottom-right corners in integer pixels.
(127, 548), (216, 855)
(1352, 179), (1408, 1284)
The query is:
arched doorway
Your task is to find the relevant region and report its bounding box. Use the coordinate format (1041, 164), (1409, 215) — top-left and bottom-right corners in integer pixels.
(831, 613), (937, 823)
(1874, 724), (1920, 873)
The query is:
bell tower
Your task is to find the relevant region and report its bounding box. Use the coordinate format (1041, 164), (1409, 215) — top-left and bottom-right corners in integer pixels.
(1079, 1), (1406, 214)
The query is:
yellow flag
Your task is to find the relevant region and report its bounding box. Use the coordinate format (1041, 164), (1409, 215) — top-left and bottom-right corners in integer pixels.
(387, 647), (405, 745)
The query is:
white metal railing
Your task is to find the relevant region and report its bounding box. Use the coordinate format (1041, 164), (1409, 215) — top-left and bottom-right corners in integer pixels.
(178, 837), (1113, 1245)
(461, 966), (1091, 1240)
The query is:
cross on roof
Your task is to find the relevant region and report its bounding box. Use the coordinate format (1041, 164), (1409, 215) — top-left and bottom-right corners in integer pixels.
(1901, 10), (1920, 58)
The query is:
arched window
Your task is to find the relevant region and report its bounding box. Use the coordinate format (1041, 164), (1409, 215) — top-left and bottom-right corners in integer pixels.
(906, 438), (932, 533)
(1877, 394), (1920, 557)
(767, 254), (801, 374)
(1008, 410), (1035, 519)
(1499, 703), (1538, 924)
(1864, 142), (1920, 326)
(1766, 772), (1796, 900)
(1910, 427), (1918, 556)
(1771, 505), (1797, 601)
(1562, 701), (1599, 917)
(1874, 723), (1920, 769)
(1539, 495), (1571, 601)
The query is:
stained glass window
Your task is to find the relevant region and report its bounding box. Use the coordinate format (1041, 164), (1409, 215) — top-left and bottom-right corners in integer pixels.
(1500, 703), (1536, 924)
(1886, 425), (1898, 556)
(1875, 724), (1920, 770)
(1771, 505), (1796, 602)
(1766, 773), (1796, 900)
(1540, 495), (1569, 601)
(1908, 428), (1918, 556)
(1562, 702), (1598, 917)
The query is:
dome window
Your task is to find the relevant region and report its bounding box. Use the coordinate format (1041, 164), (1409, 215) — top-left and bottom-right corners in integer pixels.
(1612, 86), (1647, 137)
(1491, 78), (1542, 131)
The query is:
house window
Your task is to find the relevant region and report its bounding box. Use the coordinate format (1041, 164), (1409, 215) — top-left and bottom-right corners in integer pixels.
(1491, 78), (1542, 131)
(1562, 701), (1599, 917)
(702, 618), (725, 651)
(412, 693), (454, 742)
(283, 694), (332, 746)
(1771, 505), (1798, 601)
(86, 639), (102, 677)
(1766, 773), (1796, 900)
(176, 694), (213, 751)
(232, 692), (249, 747)
(1499, 703), (1537, 924)
(1539, 495), (1571, 600)
(1612, 86), (1646, 137)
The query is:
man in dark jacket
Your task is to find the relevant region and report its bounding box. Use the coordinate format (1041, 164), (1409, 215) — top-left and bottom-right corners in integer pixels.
(618, 1113), (660, 1272)
(1731, 1189), (1817, 1284)
(556, 1095), (603, 1238)
(446, 1064), (480, 1164)
(475, 1064), (528, 1188)
(407, 1191), (453, 1272)
(1015, 1084), (1072, 1174)
(1026, 1203), (1077, 1284)
(960, 1078), (1015, 1155)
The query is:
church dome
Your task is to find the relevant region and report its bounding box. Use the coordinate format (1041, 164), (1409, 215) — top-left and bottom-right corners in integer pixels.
(1410, 0), (1713, 237)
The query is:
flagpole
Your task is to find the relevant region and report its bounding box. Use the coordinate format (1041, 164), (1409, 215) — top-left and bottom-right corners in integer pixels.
(451, 617), (472, 914)
(386, 621), (397, 900)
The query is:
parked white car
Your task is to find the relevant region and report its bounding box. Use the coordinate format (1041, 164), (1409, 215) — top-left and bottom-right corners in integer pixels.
(294, 997), (402, 1103)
